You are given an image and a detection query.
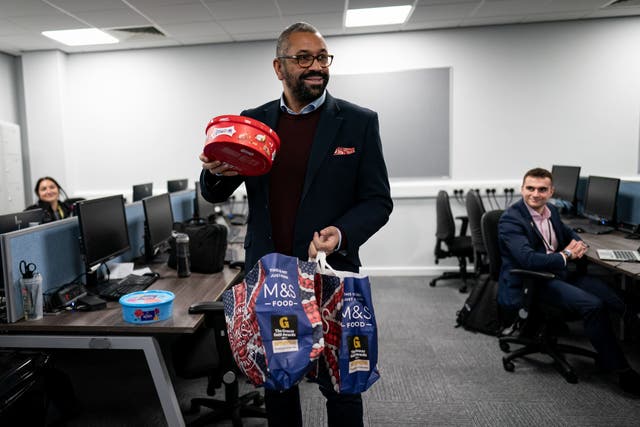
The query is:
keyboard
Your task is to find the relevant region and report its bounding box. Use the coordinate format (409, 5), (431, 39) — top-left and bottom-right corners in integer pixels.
(97, 274), (158, 301)
(597, 249), (640, 262)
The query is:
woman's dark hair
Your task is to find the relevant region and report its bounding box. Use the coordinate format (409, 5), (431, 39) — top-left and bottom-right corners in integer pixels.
(34, 176), (68, 200)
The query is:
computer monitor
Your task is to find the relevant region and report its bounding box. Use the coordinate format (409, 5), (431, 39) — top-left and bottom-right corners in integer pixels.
(551, 165), (581, 211)
(582, 176), (620, 225)
(143, 193), (174, 263)
(76, 195), (130, 286)
(167, 179), (188, 193)
(194, 181), (218, 221)
(132, 182), (153, 202)
(0, 209), (44, 234)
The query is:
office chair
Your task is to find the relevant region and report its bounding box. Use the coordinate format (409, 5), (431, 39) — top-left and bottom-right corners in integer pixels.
(481, 210), (599, 384)
(430, 190), (474, 293)
(174, 299), (266, 427)
(465, 190), (488, 279)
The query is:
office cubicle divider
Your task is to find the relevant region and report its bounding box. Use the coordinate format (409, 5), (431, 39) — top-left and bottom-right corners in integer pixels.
(0, 190), (195, 323)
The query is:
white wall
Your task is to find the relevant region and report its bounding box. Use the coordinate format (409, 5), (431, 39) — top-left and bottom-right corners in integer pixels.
(14, 17), (640, 274)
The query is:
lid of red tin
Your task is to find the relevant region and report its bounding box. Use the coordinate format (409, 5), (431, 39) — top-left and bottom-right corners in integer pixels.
(204, 115), (280, 176)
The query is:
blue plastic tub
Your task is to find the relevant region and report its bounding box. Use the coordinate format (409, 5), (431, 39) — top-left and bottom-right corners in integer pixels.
(119, 290), (175, 324)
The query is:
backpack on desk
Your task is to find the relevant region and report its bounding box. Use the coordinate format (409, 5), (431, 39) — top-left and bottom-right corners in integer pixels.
(168, 220), (227, 273)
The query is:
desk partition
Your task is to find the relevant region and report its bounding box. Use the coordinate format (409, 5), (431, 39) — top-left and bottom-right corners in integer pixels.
(1, 190), (195, 323)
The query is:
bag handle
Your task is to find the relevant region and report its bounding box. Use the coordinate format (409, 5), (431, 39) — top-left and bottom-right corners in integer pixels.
(310, 251), (341, 277)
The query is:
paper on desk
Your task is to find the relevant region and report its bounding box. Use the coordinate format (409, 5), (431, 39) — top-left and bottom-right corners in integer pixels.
(133, 267), (153, 275)
(107, 262), (134, 279)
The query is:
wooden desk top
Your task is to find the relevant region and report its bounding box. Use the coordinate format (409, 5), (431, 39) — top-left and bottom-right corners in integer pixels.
(0, 265), (240, 334)
(579, 231), (640, 276)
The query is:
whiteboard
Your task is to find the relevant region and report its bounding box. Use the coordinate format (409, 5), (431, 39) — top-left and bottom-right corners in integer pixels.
(330, 68), (450, 178)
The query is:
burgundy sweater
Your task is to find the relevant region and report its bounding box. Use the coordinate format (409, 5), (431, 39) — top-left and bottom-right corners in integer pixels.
(269, 108), (322, 255)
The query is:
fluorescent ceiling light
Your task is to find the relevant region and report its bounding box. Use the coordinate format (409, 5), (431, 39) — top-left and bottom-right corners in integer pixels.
(42, 28), (118, 46)
(346, 5), (412, 27)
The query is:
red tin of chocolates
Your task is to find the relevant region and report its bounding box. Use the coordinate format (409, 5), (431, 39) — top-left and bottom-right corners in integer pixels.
(204, 115), (280, 176)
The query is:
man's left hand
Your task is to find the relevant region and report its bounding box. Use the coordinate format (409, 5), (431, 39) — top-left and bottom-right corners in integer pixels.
(308, 226), (340, 259)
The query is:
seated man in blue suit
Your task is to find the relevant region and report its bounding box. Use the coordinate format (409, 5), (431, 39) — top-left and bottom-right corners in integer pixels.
(199, 22), (393, 427)
(498, 167), (640, 396)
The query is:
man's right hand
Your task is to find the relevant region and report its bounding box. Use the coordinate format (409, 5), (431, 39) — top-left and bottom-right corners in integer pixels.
(563, 239), (588, 260)
(199, 153), (239, 176)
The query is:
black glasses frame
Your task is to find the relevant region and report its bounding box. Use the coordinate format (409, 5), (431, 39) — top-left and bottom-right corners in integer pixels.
(277, 54), (334, 68)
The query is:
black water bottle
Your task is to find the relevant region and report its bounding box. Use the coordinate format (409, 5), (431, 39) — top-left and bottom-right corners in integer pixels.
(176, 233), (191, 277)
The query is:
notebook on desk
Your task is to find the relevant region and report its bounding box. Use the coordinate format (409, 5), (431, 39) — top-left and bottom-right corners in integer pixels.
(596, 249), (640, 262)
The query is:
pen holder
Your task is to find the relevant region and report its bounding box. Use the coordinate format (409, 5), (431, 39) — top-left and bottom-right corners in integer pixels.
(20, 273), (43, 320)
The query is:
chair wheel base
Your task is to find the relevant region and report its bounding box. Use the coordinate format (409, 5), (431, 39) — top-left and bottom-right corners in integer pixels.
(503, 358), (515, 372)
(429, 279), (436, 287)
(499, 341), (510, 352)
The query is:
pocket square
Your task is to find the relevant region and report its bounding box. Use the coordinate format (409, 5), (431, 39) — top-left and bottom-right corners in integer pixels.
(333, 147), (355, 156)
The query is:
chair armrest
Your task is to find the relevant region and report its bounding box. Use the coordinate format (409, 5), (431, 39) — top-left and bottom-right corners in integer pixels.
(510, 269), (554, 280)
(510, 269), (555, 320)
(189, 301), (225, 315)
(455, 215), (469, 236)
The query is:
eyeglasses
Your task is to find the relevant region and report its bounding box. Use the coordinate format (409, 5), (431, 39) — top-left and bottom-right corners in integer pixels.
(277, 54), (334, 68)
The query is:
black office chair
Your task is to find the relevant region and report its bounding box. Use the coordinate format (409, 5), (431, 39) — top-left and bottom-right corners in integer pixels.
(481, 209), (599, 384)
(174, 298), (266, 427)
(430, 190), (474, 293)
(465, 190), (488, 279)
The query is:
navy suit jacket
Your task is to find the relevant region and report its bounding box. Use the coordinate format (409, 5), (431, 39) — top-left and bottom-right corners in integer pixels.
(497, 199), (581, 309)
(200, 92), (393, 272)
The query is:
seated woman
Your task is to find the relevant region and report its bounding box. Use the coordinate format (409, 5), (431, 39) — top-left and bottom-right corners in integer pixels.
(25, 177), (73, 223)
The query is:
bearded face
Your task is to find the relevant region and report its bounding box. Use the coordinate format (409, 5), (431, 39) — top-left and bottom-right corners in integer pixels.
(280, 63), (329, 105)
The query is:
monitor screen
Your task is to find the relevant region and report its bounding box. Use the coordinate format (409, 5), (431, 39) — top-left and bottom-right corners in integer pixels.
(194, 181), (217, 220)
(551, 165), (581, 205)
(583, 176), (620, 223)
(0, 209), (44, 234)
(132, 182), (153, 202)
(143, 193), (174, 261)
(76, 195), (130, 274)
(167, 179), (188, 193)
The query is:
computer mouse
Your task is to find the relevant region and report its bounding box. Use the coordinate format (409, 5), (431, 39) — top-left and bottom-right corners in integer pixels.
(573, 227), (585, 233)
(143, 272), (160, 278)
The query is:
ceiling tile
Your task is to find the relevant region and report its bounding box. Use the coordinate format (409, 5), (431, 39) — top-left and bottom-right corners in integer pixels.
(7, 14), (86, 31)
(472, 0), (550, 18)
(0, 34), (61, 50)
(281, 13), (344, 29)
(0, 18), (28, 36)
(0, 0), (60, 17)
(410, 3), (479, 22)
(138, 2), (213, 24)
(218, 16), (286, 34)
(162, 21), (229, 37)
(203, 0), (280, 20)
(75, 9), (152, 28)
(275, 0), (344, 15)
(47, 0), (129, 13)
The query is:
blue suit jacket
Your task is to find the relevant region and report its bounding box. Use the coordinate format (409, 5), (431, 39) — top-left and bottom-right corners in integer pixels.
(497, 199), (581, 309)
(200, 92), (393, 272)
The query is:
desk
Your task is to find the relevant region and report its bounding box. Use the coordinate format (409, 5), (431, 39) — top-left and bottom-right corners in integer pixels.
(579, 230), (640, 276)
(0, 265), (240, 426)
(577, 230), (640, 340)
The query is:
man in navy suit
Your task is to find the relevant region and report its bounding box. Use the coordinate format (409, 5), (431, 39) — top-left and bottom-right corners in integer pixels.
(199, 22), (392, 427)
(498, 167), (639, 396)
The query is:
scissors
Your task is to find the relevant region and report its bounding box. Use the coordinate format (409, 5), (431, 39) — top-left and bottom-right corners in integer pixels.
(19, 260), (37, 277)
